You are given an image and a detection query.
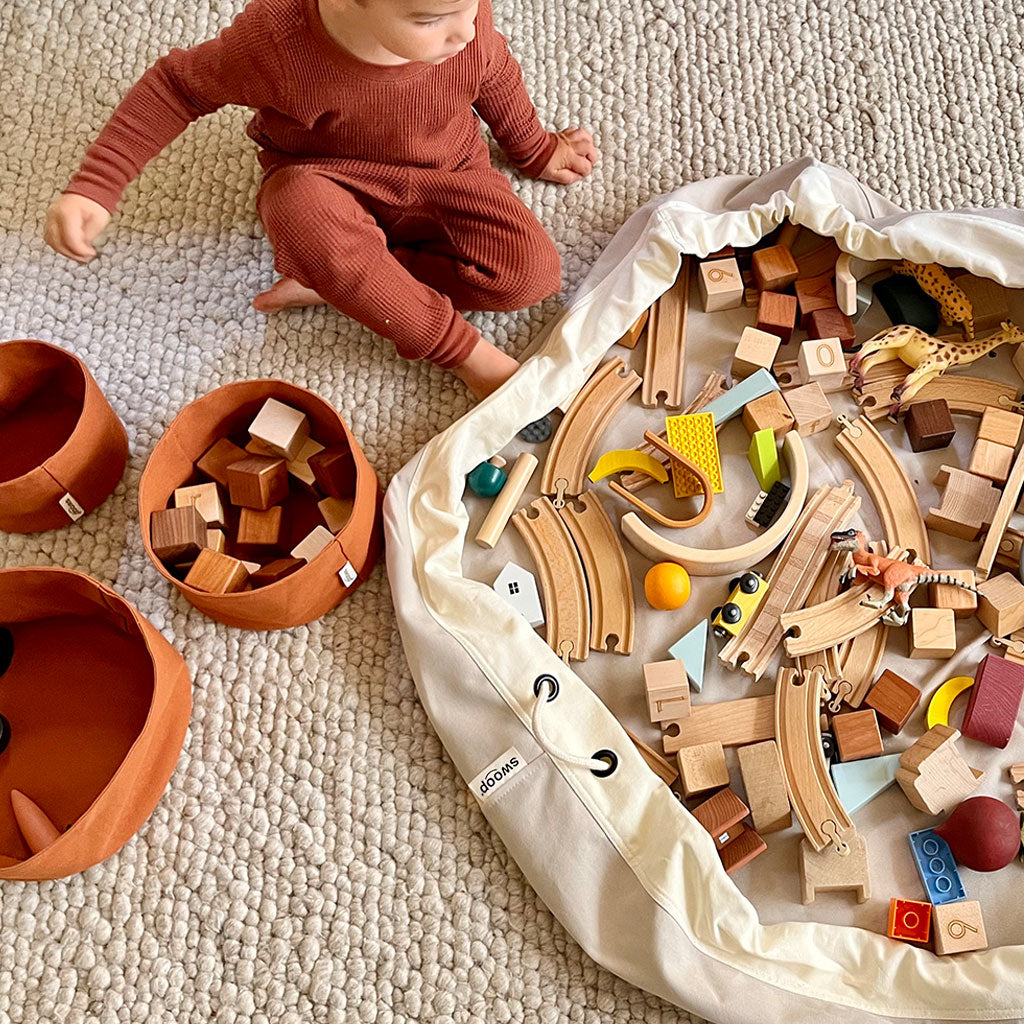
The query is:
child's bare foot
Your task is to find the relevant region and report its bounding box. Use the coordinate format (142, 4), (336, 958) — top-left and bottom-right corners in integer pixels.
(451, 340), (521, 400)
(253, 276), (326, 312)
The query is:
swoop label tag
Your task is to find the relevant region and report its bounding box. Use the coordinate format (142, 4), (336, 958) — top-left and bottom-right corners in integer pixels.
(470, 748), (527, 804)
(338, 562), (358, 587)
(59, 493), (85, 521)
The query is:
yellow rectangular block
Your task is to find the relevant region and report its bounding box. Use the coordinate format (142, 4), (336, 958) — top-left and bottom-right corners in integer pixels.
(664, 412), (724, 498)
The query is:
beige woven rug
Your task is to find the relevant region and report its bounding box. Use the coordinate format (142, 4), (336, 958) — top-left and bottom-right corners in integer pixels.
(2, 0), (1023, 1020)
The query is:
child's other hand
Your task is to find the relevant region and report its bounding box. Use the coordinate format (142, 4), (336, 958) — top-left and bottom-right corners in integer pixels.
(44, 194), (111, 263)
(537, 128), (599, 184)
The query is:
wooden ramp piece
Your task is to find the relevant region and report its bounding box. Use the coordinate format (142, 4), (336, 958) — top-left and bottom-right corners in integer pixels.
(977, 441), (1024, 581)
(558, 490), (635, 654)
(541, 358), (641, 506)
(642, 256), (690, 408)
(512, 497), (590, 662)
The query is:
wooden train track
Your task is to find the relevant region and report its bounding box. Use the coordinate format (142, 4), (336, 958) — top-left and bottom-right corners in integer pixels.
(854, 374), (1022, 421)
(775, 667), (853, 854)
(840, 623), (889, 707)
(718, 481), (860, 681)
(512, 497), (590, 662)
(641, 256), (690, 408)
(619, 431), (810, 577)
(977, 441), (1024, 581)
(542, 358), (641, 506)
(558, 490), (635, 655)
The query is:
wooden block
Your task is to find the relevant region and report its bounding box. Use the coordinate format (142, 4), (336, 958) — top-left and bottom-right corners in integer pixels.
(290, 524), (335, 563)
(799, 831), (870, 904)
(909, 608), (957, 659)
(235, 505), (284, 558)
(864, 670), (921, 734)
(736, 739), (791, 834)
(968, 438), (1014, 484)
(895, 725), (984, 814)
(741, 390), (794, 440)
(616, 311), (648, 350)
(677, 741), (728, 797)
(888, 898), (932, 944)
(747, 428), (780, 490)
(644, 660), (691, 724)
(955, 274), (1011, 333)
(977, 407), (1023, 448)
(248, 398), (311, 461)
(976, 573), (1024, 636)
(793, 236), (841, 280)
(904, 399), (955, 453)
(782, 382), (832, 437)
(926, 466), (1002, 541)
(226, 455), (289, 511)
(662, 695), (775, 753)
(318, 496), (354, 533)
(285, 437), (326, 490)
(309, 445), (357, 499)
(797, 336), (845, 390)
(250, 557), (306, 587)
(961, 653), (1024, 748)
(832, 709), (884, 762)
(150, 506), (206, 565)
(932, 900), (988, 955)
(807, 307), (856, 349)
(751, 245), (798, 292)
(697, 257), (744, 312)
(743, 287), (759, 308)
(794, 274), (837, 327)
(183, 548), (250, 594)
(691, 786), (749, 844)
(731, 326), (781, 381)
(718, 825), (767, 874)
(206, 528), (226, 554)
(245, 437), (277, 456)
(756, 290), (798, 342)
(173, 481), (226, 529)
(196, 438), (247, 488)
(929, 569), (977, 619)
(623, 728), (678, 786)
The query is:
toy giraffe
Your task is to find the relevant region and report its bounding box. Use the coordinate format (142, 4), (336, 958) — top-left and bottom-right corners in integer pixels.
(851, 320), (1024, 415)
(893, 261), (976, 342)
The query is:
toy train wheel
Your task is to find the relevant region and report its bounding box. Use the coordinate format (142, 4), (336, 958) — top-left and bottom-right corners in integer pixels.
(721, 602), (743, 624)
(739, 572), (761, 594)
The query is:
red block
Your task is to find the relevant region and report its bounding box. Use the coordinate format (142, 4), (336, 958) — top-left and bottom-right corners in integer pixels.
(888, 898), (931, 944)
(962, 654), (1024, 748)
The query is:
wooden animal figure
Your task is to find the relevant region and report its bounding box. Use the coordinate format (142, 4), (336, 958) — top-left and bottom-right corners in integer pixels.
(830, 529), (978, 627)
(851, 320), (1024, 416)
(893, 261), (976, 341)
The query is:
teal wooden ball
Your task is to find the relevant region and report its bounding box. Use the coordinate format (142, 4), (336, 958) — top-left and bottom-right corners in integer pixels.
(467, 463), (507, 497)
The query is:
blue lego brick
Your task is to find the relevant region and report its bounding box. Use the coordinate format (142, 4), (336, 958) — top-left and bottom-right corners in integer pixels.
(908, 828), (966, 906)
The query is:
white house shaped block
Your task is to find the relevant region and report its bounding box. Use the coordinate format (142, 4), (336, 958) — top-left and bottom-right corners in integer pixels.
(492, 561), (544, 628)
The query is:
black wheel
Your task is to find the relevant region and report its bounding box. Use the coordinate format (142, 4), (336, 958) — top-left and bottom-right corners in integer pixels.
(713, 625), (729, 640)
(739, 572), (761, 594)
(710, 606), (723, 621)
(721, 602), (743, 624)
(728, 577), (741, 592)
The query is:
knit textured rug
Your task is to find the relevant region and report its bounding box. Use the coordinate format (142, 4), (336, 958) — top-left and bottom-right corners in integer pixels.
(2, 0), (1023, 1020)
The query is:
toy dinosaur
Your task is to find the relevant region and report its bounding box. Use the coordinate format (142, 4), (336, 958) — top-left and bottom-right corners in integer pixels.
(850, 320), (1024, 416)
(829, 529), (979, 627)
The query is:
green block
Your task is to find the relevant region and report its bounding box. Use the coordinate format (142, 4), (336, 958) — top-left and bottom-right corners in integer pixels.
(748, 429), (780, 491)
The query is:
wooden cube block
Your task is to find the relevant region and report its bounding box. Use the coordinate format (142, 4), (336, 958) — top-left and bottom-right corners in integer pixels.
(183, 548), (250, 594)
(150, 506), (207, 565)
(235, 505), (284, 558)
(977, 407), (1023, 448)
(928, 569), (978, 619)
(909, 608), (957, 659)
(196, 438), (247, 488)
(290, 524), (335, 563)
(926, 466), (1001, 541)
(807, 307), (856, 349)
(932, 900), (987, 955)
(697, 258), (744, 312)
(318, 496), (354, 533)
(896, 724), (984, 814)
(864, 670), (921, 734)
(731, 326), (781, 381)
(794, 274), (837, 326)
(676, 741), (728, 797)
(832, 709), (884, 762)
(285, 437), (326, 490)
(783, 382), (832, 437)
(904, 399), (955, 453)
(309, 445), (357, 499)
(718, 825), (767, 874)
(206, 529), (226, 554)
(751, 245), (798, 292)
(736, 739), (791, 834)
(250, 557), (307, 587)
(245, 437), (278, 456)
(888, 898), (932, 944)
(976, 573), (1024, 636)
(968, 438), (1014, 484)
(797, 336), (845, 390)
(226, 455), (289, 511)
(248, 398), (311, 461)
(173, 481), (226, 529)
(955, 275), (1011, 333)
(961, 653), (1024, 748)
(644, 659), (691, 723)
(756, 290), (797, 342)
(741, 391), (795, 439)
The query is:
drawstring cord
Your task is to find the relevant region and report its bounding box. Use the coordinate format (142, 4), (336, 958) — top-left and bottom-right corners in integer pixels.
(531, 675), (617, 775)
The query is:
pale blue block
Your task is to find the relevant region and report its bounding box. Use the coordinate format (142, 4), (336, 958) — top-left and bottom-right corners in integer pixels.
(669, 620), (707, 693)
(702, 368), (780, 426)
(830, 753), (902, 813)
(909, 829), (966, 906)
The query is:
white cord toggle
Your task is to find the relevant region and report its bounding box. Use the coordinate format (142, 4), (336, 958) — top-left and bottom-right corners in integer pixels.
(531, 679), (612, 772)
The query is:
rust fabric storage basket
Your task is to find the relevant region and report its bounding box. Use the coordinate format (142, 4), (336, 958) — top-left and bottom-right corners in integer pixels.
(139, 379), (384, 629)
(0, 340), (129, 533)
(0, 566), (191, 881)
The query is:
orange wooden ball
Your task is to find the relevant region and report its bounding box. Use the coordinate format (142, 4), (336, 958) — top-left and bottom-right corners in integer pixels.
(644, 563), (691, 610)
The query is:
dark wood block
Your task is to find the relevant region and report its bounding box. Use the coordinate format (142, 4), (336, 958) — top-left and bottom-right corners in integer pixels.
(794, 274), (837, 327)
(150, 505), (206, 565)
(250, 557), (306, 587)
(196, 438), (247, 488)
(904, 399), (956, 453)
(865, 670), (921, 734)
(691, 786), (749, 842)
(309, 444), (357, 499)
(719, 824), (767, 874)
(235, 505), (285, 557)
(183, 548), (250, 593)
(832, 709), (884, 761)
(756, 291), (798, 342)
(226, 455), (289, 510)
(751, 245), (798, 292)
(962, 654), (1024, 748)
(807, 307), (856, 349)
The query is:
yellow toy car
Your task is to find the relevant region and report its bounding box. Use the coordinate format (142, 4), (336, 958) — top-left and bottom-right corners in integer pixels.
(710, 571), (769, 639)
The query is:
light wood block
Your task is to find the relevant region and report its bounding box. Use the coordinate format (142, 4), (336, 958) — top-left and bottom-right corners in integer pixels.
(697, 258), (744, 312)
(644, 660), (691, 724)
(756, 291), (797, 342)
(895, 725), (984, 815)
(800, 831), (870, 904)
(928, 569), (977, 619)
(235, 505), (284, 557)
(285, 437), (326, 490)
(245, 437), (277, 456)
(183, 548), (250, 594)
(797, 337), (845, 390)
(677, 741), (728, 797)
(741, 390), (795, 439)
(976, 572), (1024, 636)
(173, 481), (226, 529)
(150, 506), (206, 565)
(751, 245), (798, 292)
(318, 496), (354, 533)
(290, 525), (335, 563)
(661, 695), (775, 754)
(968, 438), (1014, 484)
(248, 398), (311, 461)
(205, 529), (226, 554)
(731, 326), (781, 381)
(926, 466), (1002, 541)
(736, 739), (791, 834)
(909, 608), (957, 659)
(783, 382), (832, 437)
(932, 900), (988, 955)
(955, 274), (1011, 333)
(226, 455), (289, 511)
(196, 438), (247, 488)
(616, 311), (648, 350)
(977, 407), (1023, 448)
(832, 710), (884, 762)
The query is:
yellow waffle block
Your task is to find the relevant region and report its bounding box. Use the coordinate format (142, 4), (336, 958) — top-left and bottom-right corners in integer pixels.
(664, 412), (724, 498)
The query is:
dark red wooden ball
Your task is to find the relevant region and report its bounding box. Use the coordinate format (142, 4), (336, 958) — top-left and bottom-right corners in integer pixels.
(933, 797), (1021, 872)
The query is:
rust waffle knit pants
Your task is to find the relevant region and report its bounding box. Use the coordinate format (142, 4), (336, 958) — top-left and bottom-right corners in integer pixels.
(257, 159), (562, 369)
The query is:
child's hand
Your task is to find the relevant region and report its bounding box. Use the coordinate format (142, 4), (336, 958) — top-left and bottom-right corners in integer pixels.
(44, 194), (111, 263)
(537, 128), (599, 184)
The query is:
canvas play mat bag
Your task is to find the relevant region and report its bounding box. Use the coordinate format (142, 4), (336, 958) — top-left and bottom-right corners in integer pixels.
(383, 158), (1024, 1023)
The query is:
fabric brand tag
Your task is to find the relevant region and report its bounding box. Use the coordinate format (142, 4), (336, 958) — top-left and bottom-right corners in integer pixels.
(470, 747), (527, 804)
(59, 493), (85, 521)
(338, 562), (358, 587)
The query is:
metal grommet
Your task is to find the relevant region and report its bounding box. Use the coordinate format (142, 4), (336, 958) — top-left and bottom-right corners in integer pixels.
(0, 713), (10, 756)
(591, 749), (618, 777)
(533, 674), (559, 701)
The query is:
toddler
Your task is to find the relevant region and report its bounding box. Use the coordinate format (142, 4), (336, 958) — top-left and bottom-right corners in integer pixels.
(44, 0), (598, 398)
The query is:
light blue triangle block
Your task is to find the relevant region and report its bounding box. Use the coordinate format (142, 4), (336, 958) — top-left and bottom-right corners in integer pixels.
(830, 753), (902, 813)
(669, 621), (707, 693)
